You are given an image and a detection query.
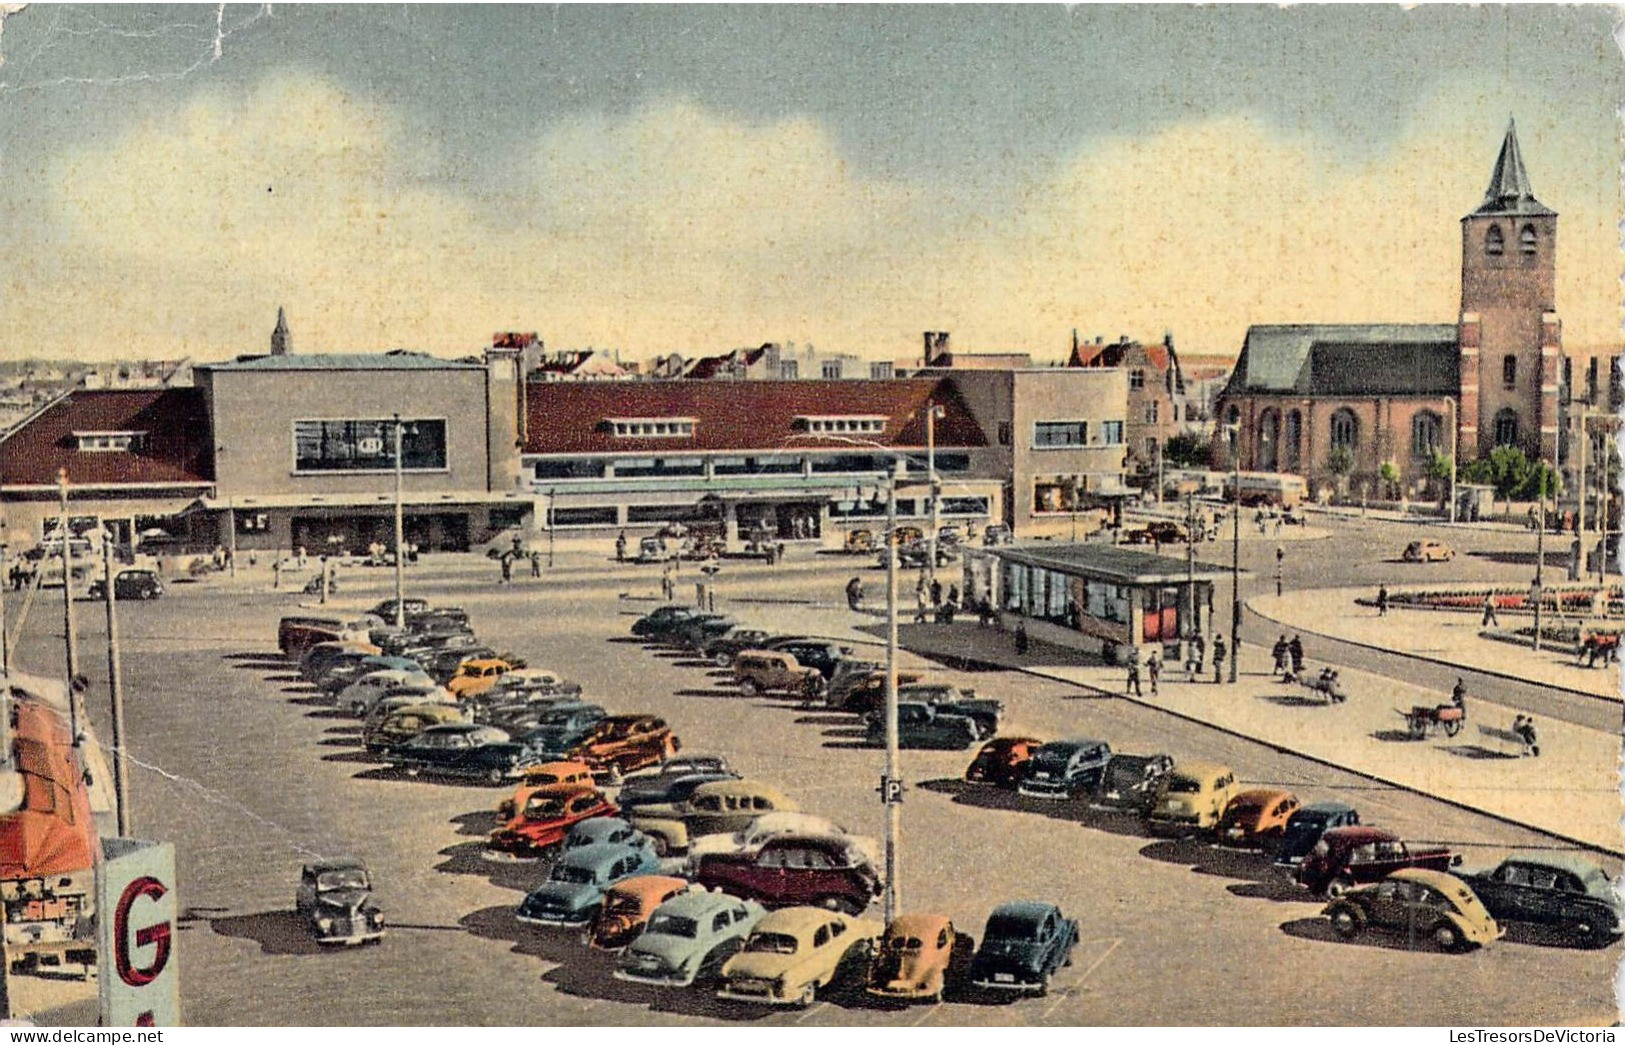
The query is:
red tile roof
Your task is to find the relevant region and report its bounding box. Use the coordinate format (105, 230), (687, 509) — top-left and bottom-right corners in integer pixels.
(524, 378), (987, 454)
(0, 389), (213, 487)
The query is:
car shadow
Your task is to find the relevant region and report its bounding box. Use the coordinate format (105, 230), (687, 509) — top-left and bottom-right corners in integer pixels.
(1442, 745), (1520, 760)
(924, 779), (1155, 840)
(201, 909), (328, 956)
(264, 673), (304, 683)
(1258, 694), (1334, 709)
(433, 841), (550, 892)
(1278, 916), (1453, 954)
(316, 737), (362, 749)
(451, 809), (500, 838)
(320, 750), (388, 766)
(671, 659), (718, 669)
(672, 687), (741, 700)
(1184, 844), (1279, 883)
(794, 714), (856, 727)
(1369, 729), (1423, 743)
(224, 651), (284, 662)
(1226, 877), (1318, 904)
(458, 904), (586, 964)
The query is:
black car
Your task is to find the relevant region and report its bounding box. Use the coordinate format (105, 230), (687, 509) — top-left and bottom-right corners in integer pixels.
(425, 645), (499, 683)
(512, 703), (610, 760)
(1090, 752), (1174, 814)
(1272, 800), (1361, 867)
(87, 569), (164, 601)
(631, 606), (706, 641)
(969, 901), (1078, 994)
(700, 627), (779, 667)
(1457, 853), (1624, 945)
(1016, 738), (1112, 800)
(766, 639), (853, 680)
(616, 770), (740, 811)
(370, 597), (431, 620)
(384, 723), (530, 784)
(673, 615), (739, 651)
(296, 860), (385, 945)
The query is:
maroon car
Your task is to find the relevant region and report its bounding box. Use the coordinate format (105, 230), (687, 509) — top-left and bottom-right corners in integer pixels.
(1296, 825), (1455, 898)
(693, 833), (881, 915)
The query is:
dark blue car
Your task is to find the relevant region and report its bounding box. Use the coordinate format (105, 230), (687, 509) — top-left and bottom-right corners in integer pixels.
(384, 723), (529, 785)
(1273, 800), (1361, 867)
(969, 901), (1079, 995)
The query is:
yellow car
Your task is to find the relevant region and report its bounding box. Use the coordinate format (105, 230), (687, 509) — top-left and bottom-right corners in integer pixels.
(1146, 759), (1239, 834)
(1323, 868), (1503, 952)
(495, 762), (597, 821)
(446, 658), (515, 701)
(717, 907), (883, 1008)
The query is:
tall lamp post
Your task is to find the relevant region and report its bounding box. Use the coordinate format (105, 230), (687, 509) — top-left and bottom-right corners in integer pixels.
(57, 469), (81, 745)
(881, 459), (906, 922)
(1226, 424), (1240, 683)
(392, 414), (407, 630)
(101, 530), (130, 836)
(1446, 397), (1459, 524)
(925, 403), (944, 593)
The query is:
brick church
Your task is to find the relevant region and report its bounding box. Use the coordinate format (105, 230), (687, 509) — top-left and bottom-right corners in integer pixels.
(1217, 121), (1562, 497)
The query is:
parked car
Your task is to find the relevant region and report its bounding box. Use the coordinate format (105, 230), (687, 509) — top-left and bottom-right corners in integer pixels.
(1456, 852), (1624, 945)
(717, 907), (883, 1008)
(1216, 789), (1302, 848)
(963, 737), (1044, 790)
(1296, 825), (1456, 898)
(1273, 800), (1362, 867)
(299, 640), (380, 683)
(1403, 540), (1457, 562)
(363, 703), (468, 754)
(321, 655), (428, 698)
(278, 615), (348, 658)
(824, 661), (924, 714)
(695, 834), (883, 914)
(764, 639), (854, 680)
(630, 779), (799, 855)
(968, 901), (1079, 995)
(1017, 737), (1112, 800)
(891, 541), (957, 569)
(618, 770), (743, 814)
(512, 702), (611, 762)
(361, 689), (457, 735)
(866, 913), (971, 1004)
(734, 651), (824, 698)
(673, 615), (740, 652)
(585, 875), (692, 951)
(1123, 520), (1189, 545)
(567, 714), (680, 780)
(383, 723), (528, 784)
(563, 816), (657, 856)
(1146, 760), (1240, 834)
(474, 695), (589, 736)
(685, 812), (877, 875)
(295, 860), (384, 946)
(896, 683), (1002, 733)
(337, 669), (438, 716)
(631, 605), (706, 641)
(488, 667), (581, 698)
(516, 842), (663, 927)
(981, 524), (1013, 547)
(702, 628), (777, 667)
(1090, 752), (1175, 814)
(426, 645), (500, 685)
(866, 700), (991, 750)
(615, 890), (767, 987)
(617, 755), (737, 805)
(489, 785), (619, 859)
(369, 597), (431, 620)
(87, 569), (164, 601)
(495, 764), (598, 820)
(843, 530), (876, 555)
(1322, 869), (1502, 952)
(446, 658), (517, 700)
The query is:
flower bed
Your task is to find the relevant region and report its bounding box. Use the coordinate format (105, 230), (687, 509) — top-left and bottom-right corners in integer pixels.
(1356, 584), (1621, 615)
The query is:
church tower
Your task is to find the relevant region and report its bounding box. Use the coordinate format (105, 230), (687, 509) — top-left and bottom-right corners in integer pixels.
(1458, 120), (1559, 462)
(270, 307), (291, 356)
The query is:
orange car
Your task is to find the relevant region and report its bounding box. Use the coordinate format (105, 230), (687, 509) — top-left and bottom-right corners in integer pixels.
(964, 736), (1044, 789)
(1216, 788), (1301, 847)
(496, 761), (596, 820)
(570, 715), (681, 780)
(447, 658), (516, 701)
(585, 875), (692, 951)
(866, 912), (969, 1004)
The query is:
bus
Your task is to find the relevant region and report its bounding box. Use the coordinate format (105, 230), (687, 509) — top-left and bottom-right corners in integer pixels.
(1221, 472), (1308, 508)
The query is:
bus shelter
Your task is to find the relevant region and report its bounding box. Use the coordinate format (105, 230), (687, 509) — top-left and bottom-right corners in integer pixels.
(966, 544), (1240, 665)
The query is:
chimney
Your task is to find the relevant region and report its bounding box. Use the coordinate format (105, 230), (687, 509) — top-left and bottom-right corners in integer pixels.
(922, 331), (951, 365)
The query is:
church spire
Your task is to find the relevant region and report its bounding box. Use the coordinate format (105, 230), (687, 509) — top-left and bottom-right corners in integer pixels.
(1472, 119), (1555, 217)
(270, 307), (291, 356)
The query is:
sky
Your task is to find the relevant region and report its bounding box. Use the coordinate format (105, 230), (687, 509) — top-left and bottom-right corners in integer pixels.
(0, 4), (1619, 364)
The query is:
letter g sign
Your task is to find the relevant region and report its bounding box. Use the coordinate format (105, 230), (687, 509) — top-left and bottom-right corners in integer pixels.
(113, 876), (171, 987)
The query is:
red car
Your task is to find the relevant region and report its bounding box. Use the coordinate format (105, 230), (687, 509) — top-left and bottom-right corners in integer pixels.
(1296, 825), (1455, 898)
(963, 737), (1043, 789)
(488, 784), (617, 858)
(695, 834), (881, 915)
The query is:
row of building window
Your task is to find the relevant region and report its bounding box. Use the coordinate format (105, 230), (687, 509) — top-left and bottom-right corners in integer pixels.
(800, 416), (886, 435)
(1484, 223), (1539, 256)
(1237, 404), (1522, 468)
(75, 431), (145, 453)
(607, 418), (696, 438)
(1032, 420), (1124, 448)
(533, 452), (974, 481)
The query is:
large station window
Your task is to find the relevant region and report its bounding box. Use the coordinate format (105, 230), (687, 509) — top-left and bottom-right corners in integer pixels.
(293, 418), (447, 473)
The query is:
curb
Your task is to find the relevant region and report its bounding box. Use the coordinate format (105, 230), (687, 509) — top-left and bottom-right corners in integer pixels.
(806, 627), (1621, 858)
(1247, 597), (1619, 705)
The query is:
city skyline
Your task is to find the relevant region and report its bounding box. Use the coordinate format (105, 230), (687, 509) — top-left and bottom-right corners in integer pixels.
(0, 4), (1618, 362)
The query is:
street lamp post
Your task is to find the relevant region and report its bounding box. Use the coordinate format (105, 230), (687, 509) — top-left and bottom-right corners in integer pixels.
(1447, 397), (1459, 524)
(1227, 425), (1240, 683)
(1533, 476), (1546, 652)
(547, 488), (556, 569)
(925, 403), (944, 592)
(881, 459), (906, 923)
(57, 469), (80, 745)
(392, 414), (406, 631)
(101, 531), (130, 836)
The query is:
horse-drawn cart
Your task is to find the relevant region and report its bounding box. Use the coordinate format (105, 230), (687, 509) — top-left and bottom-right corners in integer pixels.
(1398, 703), (1465, 739)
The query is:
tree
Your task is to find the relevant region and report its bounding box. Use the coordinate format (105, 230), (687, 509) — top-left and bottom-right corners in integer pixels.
(1162, 433), (1213, 469)
(1517, 460), (1562, 502)
(1378, 460), (1400, 501)
(1324, 445), (1354, 486)
(1424, 451), (1454, 501)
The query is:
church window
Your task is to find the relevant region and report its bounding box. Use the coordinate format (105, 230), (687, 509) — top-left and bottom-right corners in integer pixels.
(1485, 225), (1504, 256)
(1411, 411), (1443, 459)
(1519, 225), (1537, 255)
(1257, 409), (1280, 471)
(1493, 409), (1519, 447)
(1502, 355), (1517, 390)
(1129, 369), (1145, 390)
(1329, 409), (1359, 450)
(1283, 411), (1303, 471)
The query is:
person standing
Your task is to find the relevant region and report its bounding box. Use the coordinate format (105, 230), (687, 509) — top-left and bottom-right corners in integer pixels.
(1481, 594), (1499, 627)
(915, 585), (931, 624)
(929, 578), (943, 608)
(1376, 584), (1389, 617)
(530, 551), (541, 578)
(846, 576), (864, 611)
(499, 554), (512, 585)
(1451, 677), (1467, 714)
(615, 530), (628, 563)
(1288, 635), (1305, 680)
(1014, 620), (1029, 656)
(1212, 634), (1227, 684)
(1271, 635), (1289, 677)
(1185, 634), (1205, 683)
(1147, 651), (1161, 696)
(1125, 655), (1143, 697)
(695, 579), (707, 609)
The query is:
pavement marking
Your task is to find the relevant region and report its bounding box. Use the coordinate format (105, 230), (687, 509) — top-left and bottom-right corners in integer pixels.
(793, 1001), (829, 1024)
(1041, 936), (1121, 1022)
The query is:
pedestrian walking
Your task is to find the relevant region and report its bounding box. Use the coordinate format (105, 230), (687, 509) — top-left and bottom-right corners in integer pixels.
(661, 563), (676, 602)
(1125, 656), (1143, 697)
(845, 576), (864, 611)
(1512, 715), (1540, 757)
(615, 530), (627, 563)
(500, 555), (512, 585)
(695, 580), (706, 609)
(915, 586), (930, 624)
(1014, 620), (1029, 656)
(1481, 594), (1499, 627)
(1288, 635), (1304, 680)
(929, 579), (943, 608)
(1451, 677), (1467, 714)
(530, 551), (541, 577)
(1184, 634), (1205, 682)
(1212, 634), (1227, 684)
(272, 558), (281, 590)
(1376, 584), (1389, 617)
(297, 545), (307, 568)
(1271, 635), (1289, 677)
(1147, 651), (1161, 696)
(947, 584), (960, 610)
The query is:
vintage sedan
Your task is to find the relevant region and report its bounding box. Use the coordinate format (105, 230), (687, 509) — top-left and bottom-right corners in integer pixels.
(1322, 869), (1502, 952)
(300, 640), (382, 683)
(695, 833), (882, 914)
(1216, 789), (1302, 847)
(618, 771), (742, 815)
(335, 666), (436, 713)
(717, 907), (883, 1007)
(1017, 737), (1112, 800)
(563, 817), (657, 856)
(964, 736), (1044, 789)
(1274, 800), (1362, 867)
(568, 714), (681, 780)
(631, 606), (707, 641)
(615, 890), (768, 987)
(362, 703), (468, 754)
(867, 701), (989, 750)
(1297, 825), (1456, 898)
(630, 780), (800, 855)
(446, 658), (517, 701)
(734, 651), (824, 698)
(295, 860), (385, 946)
(1146, 760), (1240, 834)
(702, 628), (778, 667)
(510, 703), (610, 761)
(1403, 540), (1457, 562)
(320, 655), (426, 697)
(1457, 852), (1624, 945)
(968, 901), (1079, 995)
(384, 723), (531, 784)
(683, 811), (877, 874)
(1090, 752), (1175, 814)
(866, 913), (969, 1004)
(617, 755), (739, 807)
(87, 568), (164, 602)
(585, 875), (691, 951)
(516, 842), (663, 927)
(764, 639), (854, 680)
(488, 784), (617, 858)
(495, 762), (597, 820)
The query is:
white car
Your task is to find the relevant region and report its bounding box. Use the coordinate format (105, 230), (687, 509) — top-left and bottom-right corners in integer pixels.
(683, 811), (880, 874)
(336, 669), (435, 716)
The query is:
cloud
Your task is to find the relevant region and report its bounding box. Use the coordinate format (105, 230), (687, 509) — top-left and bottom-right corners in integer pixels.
(9, 73), (1617, 364)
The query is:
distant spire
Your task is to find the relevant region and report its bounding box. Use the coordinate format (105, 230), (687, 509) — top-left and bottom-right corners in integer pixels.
(1473, 119), (1555, 217)
(270, 307), (291, 356)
